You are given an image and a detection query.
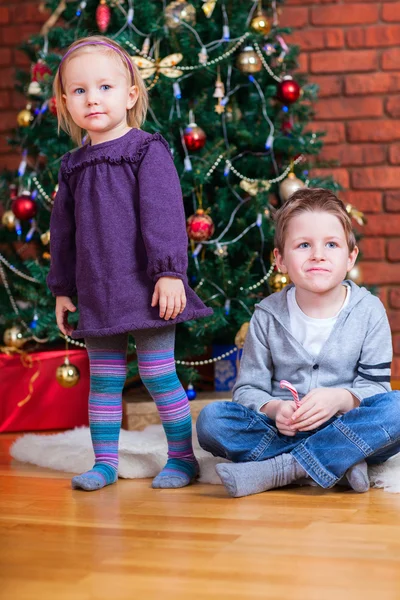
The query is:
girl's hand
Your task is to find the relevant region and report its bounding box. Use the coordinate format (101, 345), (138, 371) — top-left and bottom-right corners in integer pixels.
(152, 277), (186, 320)
(275, 400), (297, 436)
(55, 296), (77, 336)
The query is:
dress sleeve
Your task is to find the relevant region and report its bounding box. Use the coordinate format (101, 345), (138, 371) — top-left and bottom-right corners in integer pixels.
(137, 136), (188, 282)
(46, 164), (77, 297)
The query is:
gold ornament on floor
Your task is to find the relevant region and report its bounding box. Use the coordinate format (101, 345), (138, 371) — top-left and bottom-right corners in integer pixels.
(236, 46), (262, 73)
(165, 0), (196, 29)
(56, 356), (80, 388)
(17, 104), (33, 128)
(3, 325), (27, 350)
(347, 264), (363, 285)
(269, 271), (290, 292)
(346, 204), (367, 226)
(251, 4), (271, 35)
(279, 172), (305, 202)
(2, 210), (16, 231)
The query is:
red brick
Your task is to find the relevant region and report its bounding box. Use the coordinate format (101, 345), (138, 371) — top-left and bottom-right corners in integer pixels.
(0, 90), (11, 109)
(0, 154), (22, 170)
(0, 110), (20, 132)
(347, 120), (400, 142)
(311, 4), (378, 25)
(389, 311), (400, 332)
(389, 289), (400, 309)
(0, 6), (9, 23)
(385, 192), (400, 212)
(315, 97), (383, 120)
(362, 214), (400, 236)
(311, 168), (349, 188)
(286, 0), (337, 4)
(0, 68), (15, 90)
(279, 7), (309, 28)
(10, 3), (49, 23)
(382, 48), (400, 70)
(347, 25), (400, 48)
(382, 2), (400, 21)
(361, 261), (400, 285)
(387, 240), (400, 262)
(386, 97), (400, 118)
(345, 73), (400, 95)
(287, 28), (344, 50)
(312, 75), (342, 97)
(320, 144), (386, 166)
(296, 53), (308, 74)
(393, 333), (400, 355)
(308, 122), (346, 144)
(310, 51), (377, 74)
(389, 143), (400, 164)
(0, 48), (11, 68)
(13, 49), (31, 68)
(341, 191), (383, 212)
(0, 24), (39, 45)
(358, 237), (386, 260)
(352, 167), (400, 189)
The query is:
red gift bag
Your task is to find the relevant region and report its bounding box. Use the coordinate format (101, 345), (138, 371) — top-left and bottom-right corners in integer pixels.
(0, 349), (89, 432)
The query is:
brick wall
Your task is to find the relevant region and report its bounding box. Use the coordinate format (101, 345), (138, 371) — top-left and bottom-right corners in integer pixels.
(282, 1), (400, 376)
(1, 1), (400, 375)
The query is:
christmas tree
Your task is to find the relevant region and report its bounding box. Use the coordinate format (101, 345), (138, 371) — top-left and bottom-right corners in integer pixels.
(0, 0), (364, 391)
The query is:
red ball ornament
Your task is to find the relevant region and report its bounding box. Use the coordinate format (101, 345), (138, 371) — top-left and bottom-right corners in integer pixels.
(32, 59), (51, 83)
(49, 96), (57, 116)
(277, 76), (301, 105)
(12, 193), (37, 221)
(96, 0), (111, 33)
(187, 209), (214, 242)
(183, 122), (207, 151)
(281, 120), (293, 133)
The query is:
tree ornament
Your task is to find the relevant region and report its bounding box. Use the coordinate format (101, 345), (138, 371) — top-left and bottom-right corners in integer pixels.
(235, 322), (250, 350)
(40, 230), (50, 245)
(281, 119), (293, 133)
(2, 210), (16, 231)
(3, 325), (27, 349)
(96, 0), (111, 33)
(251, 7), (271, 35)
(49, 96), (57, 116)
(277, 76), (301, 104)
(187, 209), (214, 242)
(279, 172), (305, 202)
(56, 356), (80, 388)
(202, 0), (217, 18)
(345, 204), (367, 226)
(131, 53), (183, 85)
(183, 113), (206, 151)
(269, 270), (290, 292)
(27, 81), (42, 96)
(186, 383), (197, 400)
(165, 0), (196, 30)
(347, 264), (363, 285)
(17, 104), (33, 127)
(213, 68), (225, 114)
(32, 59), (52, 83)
(12, 192), (37, 221)
(236, 46), (262, 73)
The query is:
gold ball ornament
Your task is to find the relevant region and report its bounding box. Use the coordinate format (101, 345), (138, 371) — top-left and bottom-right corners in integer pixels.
(56, 357), (80, 388)
(165, 0), (196, 29)
(236, 46), (262, 73)
(17, 106), (33, 128)
(2, 210), (16, 231)
(251, 10), (271, 35)
(3, 325), (27, 349)
(279, 172), (305, 203)
(269, 271), (290, 293)
(347, 264), (363, 285)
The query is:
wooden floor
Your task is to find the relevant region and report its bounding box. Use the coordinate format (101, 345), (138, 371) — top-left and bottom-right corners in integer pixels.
(2, 434), (400, 600)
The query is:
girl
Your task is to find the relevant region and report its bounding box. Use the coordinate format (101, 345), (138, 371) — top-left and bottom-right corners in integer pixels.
(48, 36), (213, 492)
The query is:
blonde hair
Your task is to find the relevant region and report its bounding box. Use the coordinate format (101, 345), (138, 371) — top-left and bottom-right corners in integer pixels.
(274, 188), (356, 254)
(53, 35), (148, 146)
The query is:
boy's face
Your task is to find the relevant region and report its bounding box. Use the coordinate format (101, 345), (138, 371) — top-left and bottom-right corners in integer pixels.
(274, 210), (358, 295)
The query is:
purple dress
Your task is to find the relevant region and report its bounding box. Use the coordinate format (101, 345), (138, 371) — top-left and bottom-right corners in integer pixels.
(47, 128), (213, 339)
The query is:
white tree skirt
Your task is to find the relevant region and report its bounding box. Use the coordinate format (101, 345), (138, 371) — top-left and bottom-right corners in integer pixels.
(10, 425), (400, 492)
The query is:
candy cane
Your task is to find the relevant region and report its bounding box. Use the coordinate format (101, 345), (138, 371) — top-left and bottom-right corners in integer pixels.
(280, 380), (301, 408)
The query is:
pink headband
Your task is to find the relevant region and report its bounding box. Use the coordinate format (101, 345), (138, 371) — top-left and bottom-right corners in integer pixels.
(58, 41), (135, 91)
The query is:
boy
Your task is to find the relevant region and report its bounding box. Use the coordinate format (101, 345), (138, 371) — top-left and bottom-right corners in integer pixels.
(197, 188), (400, 497)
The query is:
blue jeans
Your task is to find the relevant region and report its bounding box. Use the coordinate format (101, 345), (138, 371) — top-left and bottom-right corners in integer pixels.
(196, 391), (400, 488)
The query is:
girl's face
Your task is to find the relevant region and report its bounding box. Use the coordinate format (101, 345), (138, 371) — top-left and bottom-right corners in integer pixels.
(62, 50), (138, 142)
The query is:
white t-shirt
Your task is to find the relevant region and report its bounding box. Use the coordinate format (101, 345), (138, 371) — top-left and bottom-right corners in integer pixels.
(287, 285), (351, 358)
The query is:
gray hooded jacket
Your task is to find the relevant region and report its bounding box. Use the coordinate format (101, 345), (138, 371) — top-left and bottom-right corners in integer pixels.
(233, 281), (392, 413)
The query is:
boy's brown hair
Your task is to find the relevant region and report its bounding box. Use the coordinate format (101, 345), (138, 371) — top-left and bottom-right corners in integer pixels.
(274, 188), (356, 254)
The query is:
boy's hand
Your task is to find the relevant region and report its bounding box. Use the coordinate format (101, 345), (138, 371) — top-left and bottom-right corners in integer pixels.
(55, 295), (77, 336)
(291, 388), (357, 432)
(274, 400), (297, 436)
(152, 276), (186, 320)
